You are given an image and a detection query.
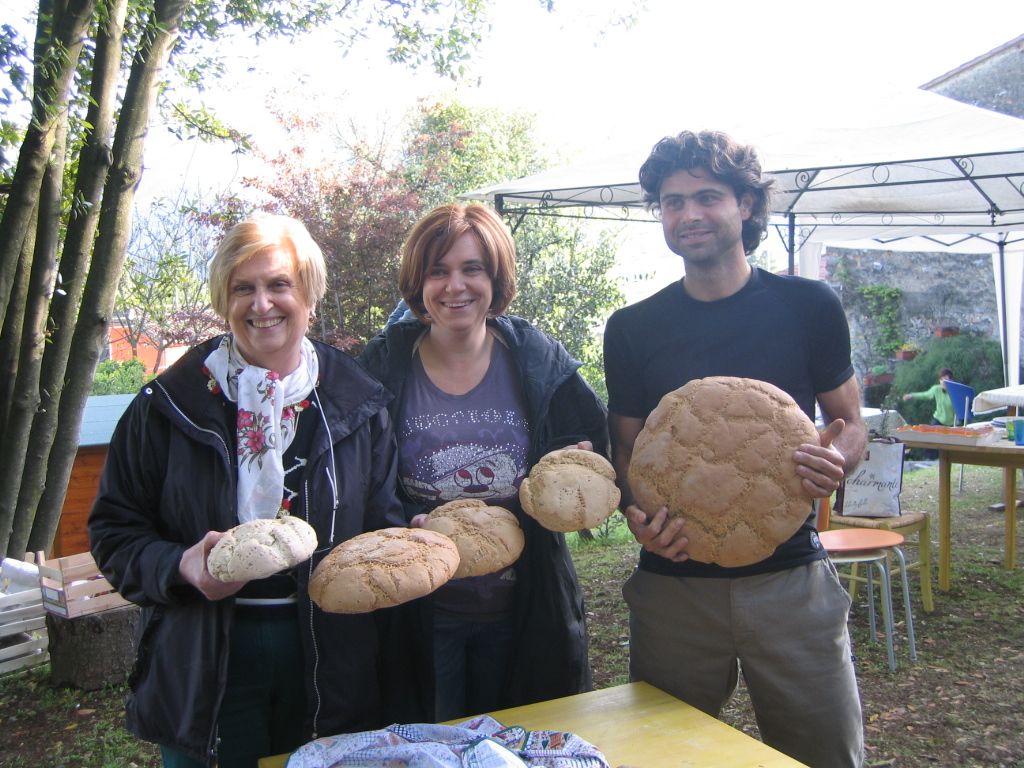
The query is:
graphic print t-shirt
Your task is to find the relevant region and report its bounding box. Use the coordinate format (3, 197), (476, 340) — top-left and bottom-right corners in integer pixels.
(398, 341), (530, 617)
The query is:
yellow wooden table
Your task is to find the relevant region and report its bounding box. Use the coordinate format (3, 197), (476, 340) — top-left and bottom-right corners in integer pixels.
(898, 433), (1024, 590)
(259, 682), (805, 767)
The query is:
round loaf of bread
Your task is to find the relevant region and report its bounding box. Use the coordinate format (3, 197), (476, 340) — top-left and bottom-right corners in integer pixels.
(308, 527), (460, 614)
(519, 448), (621, 532)
(207, 515), (318, 582)
(422, 500), (525, 578)
(628, 376), (818, 567)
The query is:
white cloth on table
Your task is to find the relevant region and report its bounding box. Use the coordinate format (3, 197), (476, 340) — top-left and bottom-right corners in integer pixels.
(972, 385), (1024, 413)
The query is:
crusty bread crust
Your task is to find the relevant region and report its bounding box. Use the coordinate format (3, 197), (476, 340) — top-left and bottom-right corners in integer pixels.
(628, 376), (818, 567)
(207, 516), (317, 582)
(308, 528), (460, 613)
(519, 448), (621, 532)
(422, 499), (525, 578)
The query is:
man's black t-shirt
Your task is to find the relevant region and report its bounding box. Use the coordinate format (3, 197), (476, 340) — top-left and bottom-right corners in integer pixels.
(603, 267), (854, 578)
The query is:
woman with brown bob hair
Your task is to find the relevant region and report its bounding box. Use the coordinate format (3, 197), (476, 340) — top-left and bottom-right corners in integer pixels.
(360, 202), (608, 722)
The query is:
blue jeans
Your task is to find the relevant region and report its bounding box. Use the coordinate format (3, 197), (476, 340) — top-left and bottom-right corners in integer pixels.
(432, 609), (515, 722)
(161, 610), (305, 768)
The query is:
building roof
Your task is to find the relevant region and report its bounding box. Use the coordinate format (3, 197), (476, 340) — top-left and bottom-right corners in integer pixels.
(921, 34), (1024, 90)
(78, 394), (135, 447)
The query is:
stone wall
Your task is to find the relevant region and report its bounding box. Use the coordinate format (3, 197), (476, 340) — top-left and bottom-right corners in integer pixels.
(821, 246), (1003, 378)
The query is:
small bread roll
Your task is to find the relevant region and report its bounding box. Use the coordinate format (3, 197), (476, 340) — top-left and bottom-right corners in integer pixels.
(422, 499), (525, 578)
(207, 516), (317, 582)
(628, 376), (818, 567)
(519, 448), (621, 532)
(309, 528), (460, 614)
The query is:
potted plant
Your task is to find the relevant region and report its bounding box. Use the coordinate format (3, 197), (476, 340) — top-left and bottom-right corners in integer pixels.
(863, 365), (895, 386)
(895, 343), (919, 361)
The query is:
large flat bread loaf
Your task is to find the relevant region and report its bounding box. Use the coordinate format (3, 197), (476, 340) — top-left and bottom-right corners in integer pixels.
(422, 499), (525, 578)
(628, 376), (818, 567)
(309, 528), (459, 613)
(519, 448), (620, 532)
(207, 516), (317, 582)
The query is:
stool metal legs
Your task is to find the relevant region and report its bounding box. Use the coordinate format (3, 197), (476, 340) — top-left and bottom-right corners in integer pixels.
(838, 548), (917, 672)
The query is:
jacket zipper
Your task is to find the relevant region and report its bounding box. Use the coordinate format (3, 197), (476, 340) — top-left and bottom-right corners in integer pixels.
(305, 478), (322, 739)
(151, 381), (232, 467)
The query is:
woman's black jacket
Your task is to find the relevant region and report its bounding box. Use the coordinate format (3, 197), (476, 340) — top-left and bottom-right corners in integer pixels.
(88, 336), (404, 765)
(359, 314), (609, 720)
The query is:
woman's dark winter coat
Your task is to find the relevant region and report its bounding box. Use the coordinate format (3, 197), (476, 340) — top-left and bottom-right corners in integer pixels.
(359, 314), (609, 720)
(88, 337), (404, 765)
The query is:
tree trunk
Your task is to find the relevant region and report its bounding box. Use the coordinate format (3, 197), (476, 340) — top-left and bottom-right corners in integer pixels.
(45, 604), (140, 690)
(2, 115), (68, 558)
(0, 232), (34, 433)
(21, 0), (127, 555)
(0, 0), (95, 334)
(0, 0), (95, 557)
(28, 0), (190, 557)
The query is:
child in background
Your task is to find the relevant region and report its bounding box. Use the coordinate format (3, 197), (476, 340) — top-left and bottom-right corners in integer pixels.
(903, 368), (955, 459)
(903, 368), (955, 427)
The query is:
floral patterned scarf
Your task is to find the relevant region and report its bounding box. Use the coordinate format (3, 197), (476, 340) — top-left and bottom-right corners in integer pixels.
(204, 335), (319, 523)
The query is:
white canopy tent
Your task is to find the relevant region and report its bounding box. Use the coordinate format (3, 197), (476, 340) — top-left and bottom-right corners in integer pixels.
(463, 89), (1024, 384)
(465, 89), (1024, 234)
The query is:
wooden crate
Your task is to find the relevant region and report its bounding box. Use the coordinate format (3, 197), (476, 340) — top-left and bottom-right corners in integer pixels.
(0, 586), (49, 675)
(36, 551), (130, 619)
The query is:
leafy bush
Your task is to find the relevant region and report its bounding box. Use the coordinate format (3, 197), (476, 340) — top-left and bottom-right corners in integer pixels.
(891, 334), (1005, 424)
(91, 358), (147, 395)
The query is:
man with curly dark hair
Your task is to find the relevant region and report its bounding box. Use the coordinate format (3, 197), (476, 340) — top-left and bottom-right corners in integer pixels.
(604, 130), (867, 767)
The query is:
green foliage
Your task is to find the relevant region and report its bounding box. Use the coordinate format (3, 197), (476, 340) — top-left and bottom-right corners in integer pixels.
(402, 100), (546, 207)
(91, 358), (147, 395)
(0, 21), (30, 180)
(160, 1), (493, 151)
(509, 220), (622, 401)
(855, 284), (904, 361)
(244, 98), (624, 364)
(567, 513), (632, 550)
(891, 334), (1005, 423)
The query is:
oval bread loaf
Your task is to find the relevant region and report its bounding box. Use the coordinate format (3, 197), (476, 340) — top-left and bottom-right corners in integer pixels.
(519, 448), (621, 532)
(422, 499), (525, 578)
(628, 376), (818, 567)
(308, 527), (460, 614)
(207, 516), (318, 582)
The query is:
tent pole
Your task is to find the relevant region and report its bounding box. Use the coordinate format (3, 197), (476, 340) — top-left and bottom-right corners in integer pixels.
(788, 213), (796, 275)
(999, 237), (1009, 386)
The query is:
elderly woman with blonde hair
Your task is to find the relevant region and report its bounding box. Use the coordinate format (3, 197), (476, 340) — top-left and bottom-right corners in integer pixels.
(89, 215), (403, 767)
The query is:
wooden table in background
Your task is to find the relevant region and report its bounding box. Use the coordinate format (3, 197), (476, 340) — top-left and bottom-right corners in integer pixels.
(898, 434), (1024, 590)
(258, 682), (806, 767)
